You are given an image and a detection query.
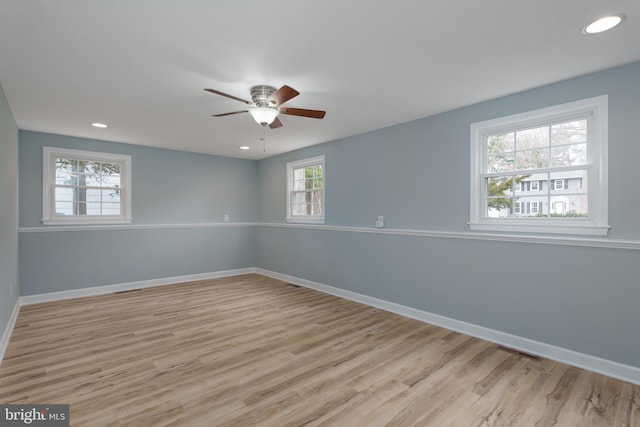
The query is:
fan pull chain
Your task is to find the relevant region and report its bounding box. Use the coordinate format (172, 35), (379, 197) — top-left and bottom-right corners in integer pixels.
(261, 124), (266, 152)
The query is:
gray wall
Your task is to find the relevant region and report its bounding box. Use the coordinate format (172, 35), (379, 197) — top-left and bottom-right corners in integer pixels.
(256, 61), (640, 369)
(0, 84), (19, 334)
(19, 131), (258, 295)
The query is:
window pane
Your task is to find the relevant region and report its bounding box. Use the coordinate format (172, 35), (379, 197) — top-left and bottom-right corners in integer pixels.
(311, 191), (323, 215)
(487, 152), (515, 173)
(485, 175), (518, 217)
(86, 188), (102, 202)
(101, 202), (122, 216)
(516, 126), (549, 150)
(488, 132), (515, 151)
(55, 170), (77, 185)
(291, 192), (310, 215)
(551, 143), (586, 167)
(293, 178), (306, 191)
(487, 133), (514, 173)
(54, 187), (75, 203)
(486, 176), (514, 198)
(102, 188), (122, 202)
(516, 148), (548, 170)
(54, 201), (73, 216)
(86, 202), (102, 215)
(551, 119), (587, 146)
(102, 172), (121, 187)
(294, 168), (305, 181)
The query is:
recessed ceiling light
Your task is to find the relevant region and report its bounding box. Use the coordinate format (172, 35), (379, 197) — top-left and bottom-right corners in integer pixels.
(91, 122), (108, 128)
(239, 146), (250, 150)
(582, 14), (625, 34)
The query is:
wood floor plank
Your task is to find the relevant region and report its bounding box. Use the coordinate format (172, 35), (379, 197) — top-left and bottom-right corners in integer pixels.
(1, 273), (638, 426)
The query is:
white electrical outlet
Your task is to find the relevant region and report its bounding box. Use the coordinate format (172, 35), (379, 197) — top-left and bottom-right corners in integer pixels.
(375, 216), (385, 228)
(224, 214), (230, 222)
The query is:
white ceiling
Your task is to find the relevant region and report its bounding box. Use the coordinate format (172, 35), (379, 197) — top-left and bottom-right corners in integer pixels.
(1, 1), (639, 160)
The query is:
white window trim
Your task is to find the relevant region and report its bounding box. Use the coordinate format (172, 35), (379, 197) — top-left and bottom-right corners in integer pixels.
(469, 95), (609, 236)
(530, 181), (540, 191)
(286, 155), (325, 224)
(42, 147), (132, 225)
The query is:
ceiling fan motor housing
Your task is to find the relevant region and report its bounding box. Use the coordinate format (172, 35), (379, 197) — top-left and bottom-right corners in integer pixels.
(250, 85), (277, 107)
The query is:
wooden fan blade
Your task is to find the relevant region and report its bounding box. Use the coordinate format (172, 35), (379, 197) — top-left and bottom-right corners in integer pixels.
(269, 85), (299, 106)
(212, 110), (249, 117)
(279, 107), (326, 119)
(204, 89), (251, 105)
(269, 117), (283, 129)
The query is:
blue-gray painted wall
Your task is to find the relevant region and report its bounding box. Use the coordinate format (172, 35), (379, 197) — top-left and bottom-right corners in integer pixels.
(10, 61), (640, 371)
(0, 84), (19, 335)
(18, 131), (258, 295)
(256, 61), (640, 369)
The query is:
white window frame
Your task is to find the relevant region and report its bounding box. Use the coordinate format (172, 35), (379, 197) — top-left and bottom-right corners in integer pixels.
(530, 181), (540, 191)
(286, 155), (325, 224)
(43, 147), (132, 225)
(469, 95), (609, 236)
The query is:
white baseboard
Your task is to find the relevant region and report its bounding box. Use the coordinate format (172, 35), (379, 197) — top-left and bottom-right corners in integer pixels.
(0, 299), (21, 366)
(20, 268), (256, 305)
(256, 268), (640, 386)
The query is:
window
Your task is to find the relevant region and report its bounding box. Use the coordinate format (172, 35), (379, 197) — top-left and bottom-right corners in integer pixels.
(531, 201), (540, 215)
(552, 179), (565, 190)
(286, 156), (324, 223)
(469, 95), (609, 235)
(43, 147), (132, 225)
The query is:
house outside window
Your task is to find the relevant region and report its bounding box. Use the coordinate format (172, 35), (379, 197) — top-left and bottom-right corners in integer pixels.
(469, 95), (609, 235)
(43, 147), (132, 225)
(286, 156), (325, 223)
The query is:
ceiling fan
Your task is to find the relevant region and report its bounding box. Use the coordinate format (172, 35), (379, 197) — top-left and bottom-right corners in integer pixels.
(204, 85), (326, 129)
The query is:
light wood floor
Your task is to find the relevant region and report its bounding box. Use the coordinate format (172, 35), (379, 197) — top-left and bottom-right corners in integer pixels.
(1, 274), (638, 426)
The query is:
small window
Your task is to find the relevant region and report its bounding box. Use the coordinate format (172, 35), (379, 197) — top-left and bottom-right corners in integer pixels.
(552, 179), (565, 190)
(43, 147), (132, 225)
(531, 201), (540, 215)
(286, 156), (324, 223)
(469, 95), (609, 235)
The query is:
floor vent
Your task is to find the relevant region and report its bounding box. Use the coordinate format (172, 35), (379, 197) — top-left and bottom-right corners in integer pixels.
(497, 345), (541, 360)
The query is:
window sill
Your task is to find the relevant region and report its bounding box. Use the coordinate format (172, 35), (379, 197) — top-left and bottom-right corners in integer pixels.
(468, 221), (610, 236)
(286, 217), (325, 225)
(42, 217), (132, 226)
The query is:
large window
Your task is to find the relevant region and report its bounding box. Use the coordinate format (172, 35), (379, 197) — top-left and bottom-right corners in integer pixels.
(43, 147), (131, 225)
(469, 96), (609, 235)
(286, 156), (324, 223)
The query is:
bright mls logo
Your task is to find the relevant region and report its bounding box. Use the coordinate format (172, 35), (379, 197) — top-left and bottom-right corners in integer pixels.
(0, 405), (69, 426)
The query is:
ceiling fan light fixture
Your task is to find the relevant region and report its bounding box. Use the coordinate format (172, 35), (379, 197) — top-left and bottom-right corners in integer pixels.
(249, 107), (279, 125)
